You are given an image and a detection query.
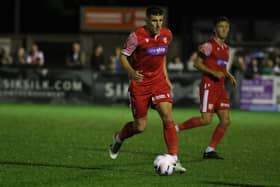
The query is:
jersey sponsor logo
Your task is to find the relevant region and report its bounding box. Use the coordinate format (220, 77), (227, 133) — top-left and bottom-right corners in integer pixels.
(216, 59), (228, 67)
(146, 46), (167, 55)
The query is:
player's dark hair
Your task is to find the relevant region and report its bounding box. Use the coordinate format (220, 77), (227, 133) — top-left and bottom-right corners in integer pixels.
(214, 16), (230, 26)
(146, 6), (164, 17)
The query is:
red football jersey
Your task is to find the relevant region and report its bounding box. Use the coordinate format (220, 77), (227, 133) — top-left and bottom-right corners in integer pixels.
(198, 38), (229, 86)
(121, 26), (172, 86)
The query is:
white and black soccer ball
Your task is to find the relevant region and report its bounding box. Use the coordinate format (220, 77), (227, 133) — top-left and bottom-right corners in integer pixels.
(153, 154), (176, 176)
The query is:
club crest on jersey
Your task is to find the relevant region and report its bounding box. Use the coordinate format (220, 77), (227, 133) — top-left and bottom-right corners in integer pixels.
(216, 59), (228, 67)
(145, 38), (149, 43)
(147, 46), (167, 55)
(163, 37), (168, 43)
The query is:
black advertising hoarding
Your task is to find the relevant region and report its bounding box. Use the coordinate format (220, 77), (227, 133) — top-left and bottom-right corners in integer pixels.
(0, 68), (200, 106)
(0, 68), (93, 104)
(92, 72), (201, 106)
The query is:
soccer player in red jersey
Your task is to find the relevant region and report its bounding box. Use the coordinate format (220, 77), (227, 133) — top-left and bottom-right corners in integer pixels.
(176, 17), (236, 159)
(108, 6), (186, 172)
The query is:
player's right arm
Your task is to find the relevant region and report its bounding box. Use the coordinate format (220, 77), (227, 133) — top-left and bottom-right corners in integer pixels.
(194, 42), (224, 79)
(194, 55), (224, 79)
(119, 54), (143, 82)
(120, 32), (143, 82)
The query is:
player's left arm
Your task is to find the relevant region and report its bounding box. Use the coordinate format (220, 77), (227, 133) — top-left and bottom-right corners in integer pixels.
(225, 70), (237, 88)
(163, 56), (172, 89)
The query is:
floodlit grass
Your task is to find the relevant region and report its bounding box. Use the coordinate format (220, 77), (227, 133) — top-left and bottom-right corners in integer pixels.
(0, 103), (279, 187)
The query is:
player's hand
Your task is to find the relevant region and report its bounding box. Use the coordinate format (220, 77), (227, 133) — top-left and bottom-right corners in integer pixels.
(131, 70), (144, 82)
(166, 79), (173, 89)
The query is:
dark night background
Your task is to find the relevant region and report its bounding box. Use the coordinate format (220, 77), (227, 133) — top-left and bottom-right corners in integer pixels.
(1, 0), (279, 35)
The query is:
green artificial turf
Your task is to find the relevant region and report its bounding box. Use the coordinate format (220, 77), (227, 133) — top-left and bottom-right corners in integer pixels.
(0, 103), (279, 187)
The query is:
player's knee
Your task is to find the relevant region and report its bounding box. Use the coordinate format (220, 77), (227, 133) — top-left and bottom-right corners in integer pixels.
(160, 113), (173, 122)
(220, 118), (231, 127)
(134, 118), (147, 133)
(137, 126), (145, 132)
(200, 118), (212, 126)
(135, 123), (146, 132)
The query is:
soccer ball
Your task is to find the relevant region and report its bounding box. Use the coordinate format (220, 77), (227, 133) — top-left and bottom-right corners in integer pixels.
(153, 154), (176, 176)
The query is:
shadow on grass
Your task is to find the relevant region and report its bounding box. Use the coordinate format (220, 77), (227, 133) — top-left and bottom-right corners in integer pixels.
(0, 161), (104, 170)
(0, 160), (150, 172)
(201, 180), (279, 187)
(0, 145), (205, 172)
(79, 146), (159, 156)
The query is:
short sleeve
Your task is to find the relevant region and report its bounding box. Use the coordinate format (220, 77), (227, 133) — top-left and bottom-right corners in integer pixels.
(121, 32), (138, 56)
(198, 42), (212, 57)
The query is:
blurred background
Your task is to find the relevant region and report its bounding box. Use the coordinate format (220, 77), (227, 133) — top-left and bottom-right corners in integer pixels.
(0, 0), (279, 111)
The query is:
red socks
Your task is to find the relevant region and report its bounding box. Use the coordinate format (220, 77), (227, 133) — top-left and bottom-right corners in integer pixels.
(209, 125), (227, 148)
(178, 117), (202, 130)
(118, 121), (179, 156)
(164, 121), (178, 155)
(118, 121), (138, 141)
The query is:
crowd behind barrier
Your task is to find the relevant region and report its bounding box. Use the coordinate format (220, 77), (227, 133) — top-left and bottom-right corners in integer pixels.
(1, 42), (280, 76)
(0, 34), (280, 111)
(0, 66), (280, 111)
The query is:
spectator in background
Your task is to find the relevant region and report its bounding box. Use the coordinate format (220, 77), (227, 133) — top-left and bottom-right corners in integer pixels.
(245, 58), (262, 79)
(262, 59), (274, 75)
(65, 41), (87, 68)
(167, 55), (184, 73)
(13, 47), (27, 66)
(229, 53), (246, 108)
(0, 47), (13, 66)
(273, 55), (280, 75)
(27, 43), (44, 66)
(186, 51), (199, 71)
(113, 46), (122, 73)
(107, 56), (117, 73)
(230, 53), (246, 75)
(91, 44), (106, 72)
(107, 46), (122, 74)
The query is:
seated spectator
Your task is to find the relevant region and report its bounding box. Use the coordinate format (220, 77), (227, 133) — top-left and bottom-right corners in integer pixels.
(108, 46), (122, 74)
(13, 47), (27, 66)
(262, 59), (274, 75)
(273, 55), (280, 75)
(91, 44), (106, 72)
(65, 41), (87, 68)
(0, 47), (13, 67)
(229, 53), (246, 108)
(27, 43), (45, 66)
(113, 46), (122, 73)
(168, 55), (184, 73)
(230, 54), (246, 76)
(186, 51), (198, 71)
(245, 58), (262, 79)
(107, 56), (117, 73)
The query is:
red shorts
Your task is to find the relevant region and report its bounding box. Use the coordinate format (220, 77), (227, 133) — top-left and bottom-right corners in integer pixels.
(129, 79), (172, 119)
(199, 81), (230, 113)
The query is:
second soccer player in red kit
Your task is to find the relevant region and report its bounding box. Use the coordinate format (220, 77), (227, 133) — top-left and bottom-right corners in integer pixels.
(176, 16), (236, 159)
(108, 6), (186, 173)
